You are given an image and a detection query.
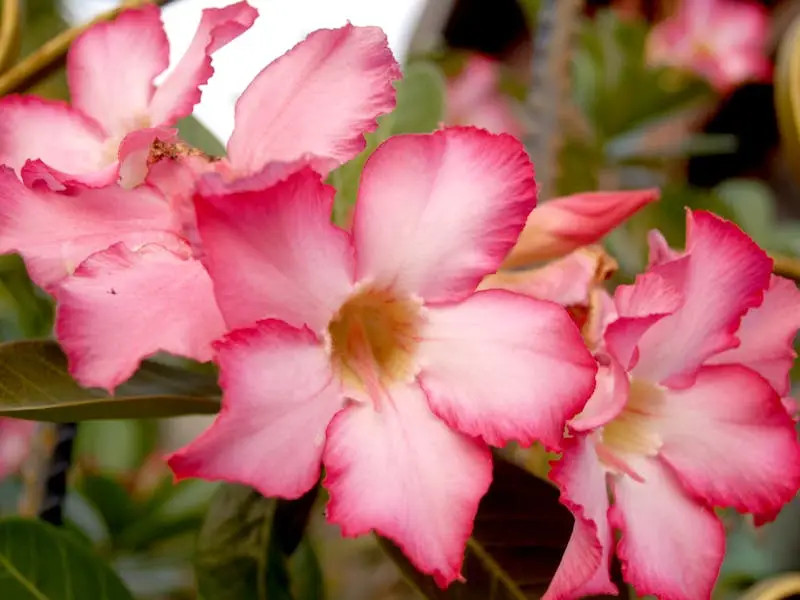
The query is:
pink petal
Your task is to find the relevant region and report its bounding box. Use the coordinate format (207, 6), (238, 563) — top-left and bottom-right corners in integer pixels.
(0, 167), (176, 289)
(54, 240), (226, 393)
(479, 248), (612, 308)
(417, 289), (596, 450)
(117, 126), (178, 189)
(323, 383), (492, 587)
(570, 357), (629, 433)
(169, 320), (343, 499)
(445, 55), (522, 137)
(67, 5), (169, 138)
(654, 364), (800, 516)
(195, 168), (355, 332)
(0, 96), (108, 177)
(353, 128), (536, 303)
(632, 210), (773, 387)
(226, 24), (400, 175)
(609, 457), (725, 600)
(149, 2), (258, 127)
(0, 418), (36, 480)
(605, 268), (685, 370)
(502, 189), (659, 268)
(646, 229), (680, 267)
(544, 435), (617, 599)
(707, 276), (800, 396)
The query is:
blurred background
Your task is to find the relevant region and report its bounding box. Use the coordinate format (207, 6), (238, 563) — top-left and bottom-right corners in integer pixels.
(2, 0), (800, 598)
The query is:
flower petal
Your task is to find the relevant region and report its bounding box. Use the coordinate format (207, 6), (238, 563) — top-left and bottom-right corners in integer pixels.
(654, 364), (800, 516)
(117, 126), (178, 189)
(605, 268), (685, 370)
(353, 128), (536, 303)
(0, 96), (108, 177)
(647, 229), (680, 267)
(323, 383), (492, 587)
(168, 320), (343, 499)
(67, 4), (168, 137)
(632, 210), (773, 386)
(226, 24), (400, 175)
(54, 240), (226, 393)
(417, 289), (596, 450)
(148, 2), (258, 127)
(707, 275), (800, 396)
(544, 435), (616, 600)
(479, 247), (616, 308)
(609, 457), (725, 600)
(502, 189), (659, 268)
(195, 168), (355, 332)
(570, 358), (629, 433)
(0, 418), (36, 480)
(0, 167), (176, 289)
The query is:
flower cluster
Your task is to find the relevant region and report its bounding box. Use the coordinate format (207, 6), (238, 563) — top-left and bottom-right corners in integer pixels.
(0, 3), (797, 599)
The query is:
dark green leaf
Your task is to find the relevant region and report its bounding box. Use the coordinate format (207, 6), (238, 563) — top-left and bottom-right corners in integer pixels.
(177, 115), (226, 157)
(195, 483), (318, 600)
(77, 475), (138, 538)
(380, 456), (619, 599)
(289, 537), (326, 600)
(0, 340), (221, 420)
(0, 517), (134, 599)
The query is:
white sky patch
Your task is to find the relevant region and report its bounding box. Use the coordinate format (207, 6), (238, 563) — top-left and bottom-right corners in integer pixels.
(61, 0), (426, 144)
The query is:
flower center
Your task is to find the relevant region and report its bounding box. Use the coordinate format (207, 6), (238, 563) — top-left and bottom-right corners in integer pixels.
(328, 286), (423, 394)
(597, 378), (664, 478)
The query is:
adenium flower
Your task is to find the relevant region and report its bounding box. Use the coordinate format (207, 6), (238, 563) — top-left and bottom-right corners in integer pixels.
(445, 55), (522, 137)
(647, 0), (771, 93)
(168, 127), (598, 586)
(501, 189), (659, 268)
(544, 210), (800, 600)
(0, 13), (400, 392)
(0, 2), (258, 186)
(0, 418), (36, 480)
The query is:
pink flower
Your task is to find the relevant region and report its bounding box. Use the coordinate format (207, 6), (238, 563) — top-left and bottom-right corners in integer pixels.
(167, 127), (598, 586)
(647, 0), (771, 93)
(501, 189), (659, 268)
(445, 55), (522, 137)
(0, 17), (400, 392)
(0, 418), (36, 480)
(544, 210), (800, 600)
(0, 2), (258, 186)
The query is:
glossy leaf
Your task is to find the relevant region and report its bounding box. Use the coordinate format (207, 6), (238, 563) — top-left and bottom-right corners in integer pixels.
(0, 340), (221, 421)
(0, 517), (134, 599)
(195, 484), (319, 600)
(379, 455), (601, 599)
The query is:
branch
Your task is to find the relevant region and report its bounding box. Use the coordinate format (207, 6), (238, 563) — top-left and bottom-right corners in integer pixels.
(771, 253), (800, 282)
(0, 0), (21, 74)
(0, 0), (171, 97)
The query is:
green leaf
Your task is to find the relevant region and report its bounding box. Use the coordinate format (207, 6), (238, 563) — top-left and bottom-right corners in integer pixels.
(177, 115), (226, 157)
(0, 517), (134, 599)
(390, 61), (446, 135)
(379, 456), (610, 599)
(0, 340), (221, 420)
(195, 483), (319, 600)
(329, 59), (446, 224)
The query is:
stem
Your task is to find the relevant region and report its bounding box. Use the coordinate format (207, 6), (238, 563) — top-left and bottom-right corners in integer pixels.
(0, 0), (171, 97)
(771, 253), (800, 282)
(0, 0), (21, 74)
(38, 422), (78, 526)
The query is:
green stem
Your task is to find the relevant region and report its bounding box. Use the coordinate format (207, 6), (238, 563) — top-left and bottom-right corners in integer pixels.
(0, 0), (170, 97)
